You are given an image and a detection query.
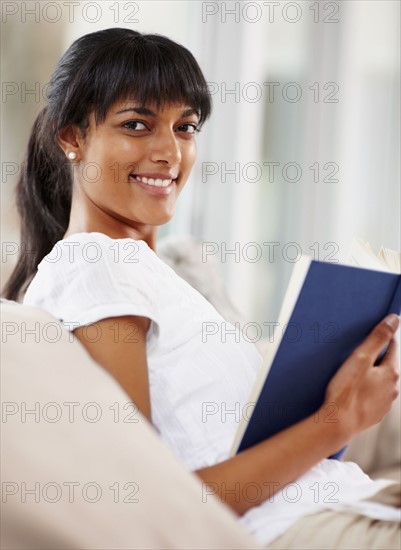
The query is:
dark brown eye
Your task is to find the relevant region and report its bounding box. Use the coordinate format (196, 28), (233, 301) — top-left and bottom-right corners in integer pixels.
(177, 124), (199, 134)
(123, 121), (147, 131)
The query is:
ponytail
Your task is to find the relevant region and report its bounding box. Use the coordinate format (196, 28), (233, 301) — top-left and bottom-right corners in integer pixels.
(2, 106), (72, 302)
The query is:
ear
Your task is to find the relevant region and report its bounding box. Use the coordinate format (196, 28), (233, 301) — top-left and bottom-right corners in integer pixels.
(57, 125), (84, 160)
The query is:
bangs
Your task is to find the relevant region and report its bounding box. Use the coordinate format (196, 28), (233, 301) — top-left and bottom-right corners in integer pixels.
(55, 31), (212, 130)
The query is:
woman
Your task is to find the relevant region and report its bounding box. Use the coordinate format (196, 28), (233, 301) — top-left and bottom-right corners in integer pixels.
(3, 28), (400, 549)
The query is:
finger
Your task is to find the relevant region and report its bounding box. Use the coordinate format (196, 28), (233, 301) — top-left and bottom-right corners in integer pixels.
(354, 314), (400, 364)
(381, 338), (399, 366)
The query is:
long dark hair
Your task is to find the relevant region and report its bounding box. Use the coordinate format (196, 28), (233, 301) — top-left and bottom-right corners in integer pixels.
(2, 28), (212, 302)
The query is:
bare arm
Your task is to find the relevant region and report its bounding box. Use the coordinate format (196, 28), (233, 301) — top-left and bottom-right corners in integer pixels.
(73, 314), (400, 516)
(73, 315), (152, 422)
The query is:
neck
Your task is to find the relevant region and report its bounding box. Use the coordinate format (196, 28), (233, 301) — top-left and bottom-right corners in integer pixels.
(64, 222), (158, 251)
(63, 190), (158, 251)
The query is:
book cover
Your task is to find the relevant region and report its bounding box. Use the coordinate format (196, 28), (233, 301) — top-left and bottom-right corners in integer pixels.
(231, 251), (401, 459)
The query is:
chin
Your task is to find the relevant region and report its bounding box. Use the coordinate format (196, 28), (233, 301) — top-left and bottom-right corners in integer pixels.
(153, 210), (175, 226)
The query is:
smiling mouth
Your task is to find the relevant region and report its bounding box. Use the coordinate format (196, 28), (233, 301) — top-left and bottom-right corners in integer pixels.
(129, 174), (176, 188)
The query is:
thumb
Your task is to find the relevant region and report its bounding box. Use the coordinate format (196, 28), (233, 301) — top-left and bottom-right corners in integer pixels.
(353, 314), (400, 365)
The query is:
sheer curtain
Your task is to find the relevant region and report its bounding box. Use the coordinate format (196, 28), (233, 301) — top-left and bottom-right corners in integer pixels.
(181, 0), (400, 324)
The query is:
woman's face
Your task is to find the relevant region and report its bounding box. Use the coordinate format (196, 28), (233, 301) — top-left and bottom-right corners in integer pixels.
(70, 99), (199, 232)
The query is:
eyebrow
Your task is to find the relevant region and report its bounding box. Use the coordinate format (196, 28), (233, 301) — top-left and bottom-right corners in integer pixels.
(114, 106), (199, 118)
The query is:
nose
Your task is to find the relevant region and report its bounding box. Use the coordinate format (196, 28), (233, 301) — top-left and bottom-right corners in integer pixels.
(149, 128), (182, 166)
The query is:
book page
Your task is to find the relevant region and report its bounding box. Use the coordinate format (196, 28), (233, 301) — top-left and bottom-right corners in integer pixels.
(347, 238), (400, 274)
(378, 247), (401, 273)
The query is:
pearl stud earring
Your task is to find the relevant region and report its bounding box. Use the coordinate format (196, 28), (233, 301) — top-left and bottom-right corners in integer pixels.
(68, 152), (77, 160)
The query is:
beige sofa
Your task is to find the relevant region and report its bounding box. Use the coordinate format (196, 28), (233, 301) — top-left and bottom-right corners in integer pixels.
(1, 299), (261, 549)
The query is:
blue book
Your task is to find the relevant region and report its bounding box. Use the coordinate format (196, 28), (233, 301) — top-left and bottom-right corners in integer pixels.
(230, 252), (401, 459)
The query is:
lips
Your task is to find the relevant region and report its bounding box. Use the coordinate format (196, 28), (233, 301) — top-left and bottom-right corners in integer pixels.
(128, 174), (176, 196)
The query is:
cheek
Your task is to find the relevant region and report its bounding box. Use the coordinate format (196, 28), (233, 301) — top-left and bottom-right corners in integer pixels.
(87, 139), (135, 183)
(103, 137), (145, 173)
(183, 142), (197, 170)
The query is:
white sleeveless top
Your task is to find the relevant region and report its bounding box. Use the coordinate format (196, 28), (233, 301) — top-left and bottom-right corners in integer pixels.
(23, 232), (400, 545)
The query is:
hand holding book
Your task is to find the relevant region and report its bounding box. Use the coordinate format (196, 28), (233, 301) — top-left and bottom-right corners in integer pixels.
(324, 313), (399, 439)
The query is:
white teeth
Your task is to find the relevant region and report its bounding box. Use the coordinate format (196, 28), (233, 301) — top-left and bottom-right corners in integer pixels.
(133, 175), (173, 187)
